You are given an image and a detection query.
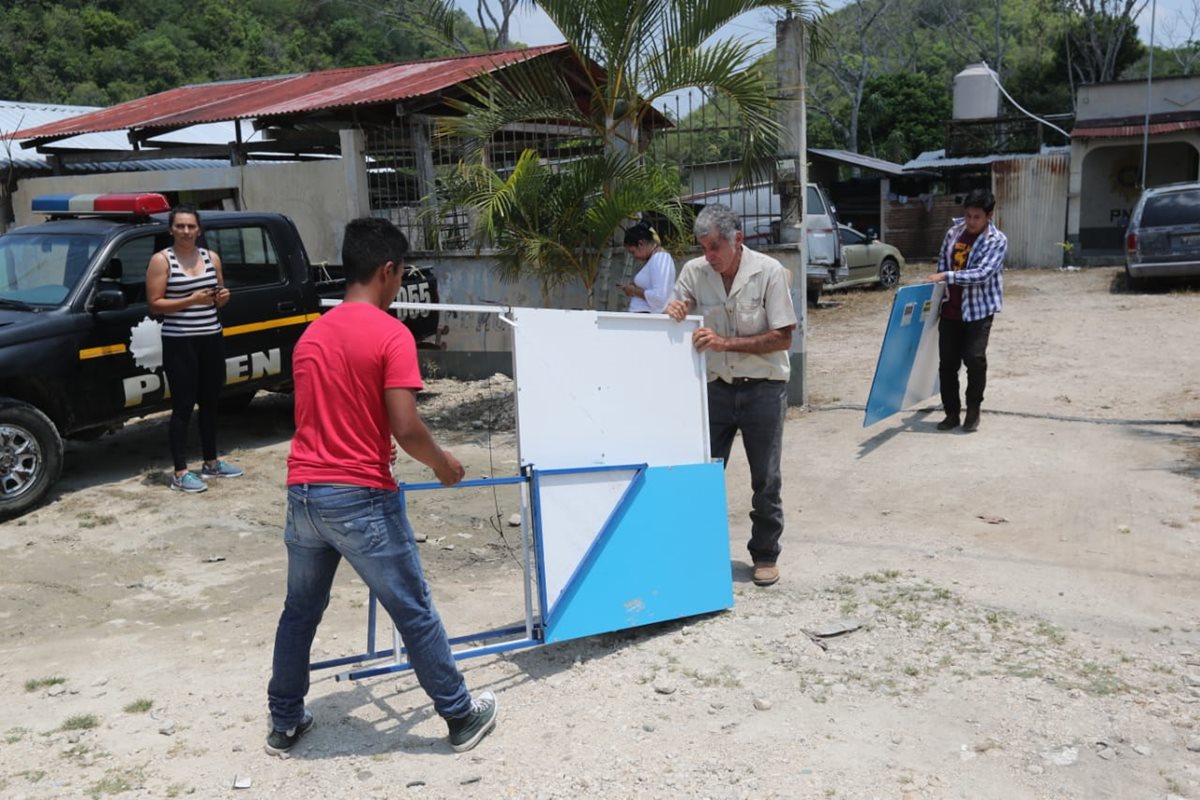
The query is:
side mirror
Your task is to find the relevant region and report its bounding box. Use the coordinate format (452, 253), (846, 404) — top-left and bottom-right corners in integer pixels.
(93, 287), (127, 312)
(865, 228), (878, 243)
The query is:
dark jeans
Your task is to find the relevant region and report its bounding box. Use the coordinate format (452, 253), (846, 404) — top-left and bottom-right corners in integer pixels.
(708, 379), (787, 566)
(938, 315), (994, 415)
(162, 333), (224, 471)
(267, 485), (472, 731)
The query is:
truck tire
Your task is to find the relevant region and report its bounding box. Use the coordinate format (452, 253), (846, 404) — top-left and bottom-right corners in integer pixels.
(0, 400), (64, 518)
(219, 390), (258, 413)
(808, 282), (822, 306)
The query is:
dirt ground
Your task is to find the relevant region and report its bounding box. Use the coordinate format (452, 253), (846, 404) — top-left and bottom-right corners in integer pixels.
(1, 265), (1198, 800)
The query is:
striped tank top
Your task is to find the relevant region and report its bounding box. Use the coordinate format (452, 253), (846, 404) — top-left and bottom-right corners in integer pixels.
(161, 247), (222, 337)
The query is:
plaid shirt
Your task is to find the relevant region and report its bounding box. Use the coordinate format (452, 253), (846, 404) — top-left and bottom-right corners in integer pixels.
(936, 218), (1007, 321)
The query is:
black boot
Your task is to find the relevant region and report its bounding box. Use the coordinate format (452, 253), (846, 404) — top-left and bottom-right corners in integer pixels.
(936, 413), (960, 431)
(962, 406), (980, 432)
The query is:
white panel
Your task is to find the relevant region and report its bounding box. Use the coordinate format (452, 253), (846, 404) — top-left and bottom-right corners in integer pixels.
(537, 470), (635, 609)
(511, 308), (708, 469)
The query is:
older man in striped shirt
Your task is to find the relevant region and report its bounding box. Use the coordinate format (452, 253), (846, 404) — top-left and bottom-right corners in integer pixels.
(924, 189), (1007, 433)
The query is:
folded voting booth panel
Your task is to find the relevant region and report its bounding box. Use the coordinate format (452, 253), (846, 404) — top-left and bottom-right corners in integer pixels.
(312, 305), (732, 681)
(864, 283), (944, 427)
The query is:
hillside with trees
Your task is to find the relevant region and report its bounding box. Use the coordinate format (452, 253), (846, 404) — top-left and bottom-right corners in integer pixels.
(804, 0), (1154, 163)
(3, 0), (1195, 169)
(0, 0), (495, 106)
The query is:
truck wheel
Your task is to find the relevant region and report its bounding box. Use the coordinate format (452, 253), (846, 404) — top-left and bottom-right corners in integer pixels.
(219, 390), (258, 413)
(1124, 263), (1146, 292)
(807, 283), (822, 306)
(0, 400), (63, 518)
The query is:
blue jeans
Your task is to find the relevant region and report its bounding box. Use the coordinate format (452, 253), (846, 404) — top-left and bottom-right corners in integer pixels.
(707, 379), (787, 565)
(267, 484), (472, 730)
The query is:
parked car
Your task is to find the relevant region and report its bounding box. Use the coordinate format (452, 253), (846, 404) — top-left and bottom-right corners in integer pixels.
(1125, 181), (1200, 287)
(824, 224), (904, 291)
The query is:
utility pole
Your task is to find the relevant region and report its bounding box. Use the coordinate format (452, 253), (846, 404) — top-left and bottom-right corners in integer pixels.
(776, 14), (809, 406)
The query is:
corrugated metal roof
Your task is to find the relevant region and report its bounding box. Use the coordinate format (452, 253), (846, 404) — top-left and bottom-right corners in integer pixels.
(810, 147), (910, 176)
(11, 45), (570, 143)
(1071, 119), (1200, 139)
(1, 98), (267, 169)
(904, 146), (1071, 171)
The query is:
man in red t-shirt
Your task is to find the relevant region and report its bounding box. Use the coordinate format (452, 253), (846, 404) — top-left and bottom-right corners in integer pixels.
(265, 218), (497, 757)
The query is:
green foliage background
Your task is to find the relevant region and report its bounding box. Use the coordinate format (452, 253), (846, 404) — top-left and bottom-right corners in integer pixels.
(800, 0), (1152, 162)
(0, 0), (490, 106)
(0, 0), (1179, 168)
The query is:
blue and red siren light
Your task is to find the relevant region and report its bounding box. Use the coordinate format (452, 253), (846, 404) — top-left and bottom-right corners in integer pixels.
(31, 192), (171, 216)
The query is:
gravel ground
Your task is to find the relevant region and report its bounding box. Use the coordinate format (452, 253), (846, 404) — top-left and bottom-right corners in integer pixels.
(0, 265), (1198, 800)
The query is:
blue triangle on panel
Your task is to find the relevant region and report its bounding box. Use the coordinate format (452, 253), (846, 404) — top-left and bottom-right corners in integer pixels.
(543, 462), (732, 644)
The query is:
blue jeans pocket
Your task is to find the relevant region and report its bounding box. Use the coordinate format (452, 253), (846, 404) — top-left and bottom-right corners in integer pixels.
(314, 490), (385, 553)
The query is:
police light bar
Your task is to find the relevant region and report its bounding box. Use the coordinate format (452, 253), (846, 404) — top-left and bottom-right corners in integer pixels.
(31, 193), (171, 216)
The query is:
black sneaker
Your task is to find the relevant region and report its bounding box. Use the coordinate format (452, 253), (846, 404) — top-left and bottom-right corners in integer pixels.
(936, 413), (960, 431)
(447, 691), (498, 752)
(962, 407), (980, 432)
(265, 709), (314, 756)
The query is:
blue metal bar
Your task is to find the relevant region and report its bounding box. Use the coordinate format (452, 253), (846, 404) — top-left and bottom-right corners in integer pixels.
(446, 623), (529, 647)
(398, 475), (527, 492)
(530, 469), (551, 633)
(367, 590), (377, 655)
(337, 638), (542, 681)
(544, 465), (648, 632)
(535, 463), (646, 477)
(519, 464), (536, 641)
(311, 649), (396, 670)
(311, 624), (534, 672)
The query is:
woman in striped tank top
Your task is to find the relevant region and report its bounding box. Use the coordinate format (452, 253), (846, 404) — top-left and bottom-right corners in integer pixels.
(146, 205), (244, 493)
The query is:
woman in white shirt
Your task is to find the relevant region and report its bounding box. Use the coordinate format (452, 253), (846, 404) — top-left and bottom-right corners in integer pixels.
(618, 222), (676, 314)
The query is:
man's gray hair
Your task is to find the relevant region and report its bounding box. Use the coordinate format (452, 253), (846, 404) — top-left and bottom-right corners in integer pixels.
(694, 204), (741, 242)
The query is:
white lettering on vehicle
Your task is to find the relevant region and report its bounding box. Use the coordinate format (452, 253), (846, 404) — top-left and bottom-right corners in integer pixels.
(122, 347), (282, 407)
(396, 282), (432, 320)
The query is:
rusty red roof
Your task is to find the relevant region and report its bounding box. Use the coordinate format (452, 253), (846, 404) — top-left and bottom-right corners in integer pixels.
(1071, 119), (1200, 139)
(13, 44), (571, 143)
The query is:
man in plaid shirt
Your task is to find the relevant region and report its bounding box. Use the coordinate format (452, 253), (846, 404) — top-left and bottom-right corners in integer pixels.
(924, 189), (1007, 433)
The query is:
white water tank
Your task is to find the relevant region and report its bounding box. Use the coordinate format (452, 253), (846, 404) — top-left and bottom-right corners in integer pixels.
(953, 63), (1001, 120)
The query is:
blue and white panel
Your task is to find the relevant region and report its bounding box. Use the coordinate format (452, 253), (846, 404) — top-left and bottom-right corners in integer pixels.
(541, 463), (732, 644)
(863, 282), (944, 427)
(537, 468), (640, 612)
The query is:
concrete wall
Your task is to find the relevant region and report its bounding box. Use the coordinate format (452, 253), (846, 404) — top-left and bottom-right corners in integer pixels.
(13, 160), (352, 263)
(1076, 75), (1200, 121)
(1067, 135), (1200, 257)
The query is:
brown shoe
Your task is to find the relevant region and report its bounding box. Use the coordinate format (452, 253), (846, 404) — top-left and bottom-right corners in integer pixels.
(752, 563), (779, 587)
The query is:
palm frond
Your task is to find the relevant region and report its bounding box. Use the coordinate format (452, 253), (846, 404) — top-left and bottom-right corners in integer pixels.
(438, 60), (595, 153)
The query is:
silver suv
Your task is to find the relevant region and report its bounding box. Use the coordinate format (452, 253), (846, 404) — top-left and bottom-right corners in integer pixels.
(1125, 182), (1200, 286)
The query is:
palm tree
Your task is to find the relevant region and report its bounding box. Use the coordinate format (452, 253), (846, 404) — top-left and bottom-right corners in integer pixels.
(441, 150), (691, 302)
(438, 0), (825, 301)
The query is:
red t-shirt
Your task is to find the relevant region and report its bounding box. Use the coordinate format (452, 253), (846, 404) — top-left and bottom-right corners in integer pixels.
(941, 228), (980, 321)
(287, 302), (423, 490)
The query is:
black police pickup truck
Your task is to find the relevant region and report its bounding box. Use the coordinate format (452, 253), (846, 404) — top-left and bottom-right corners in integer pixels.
(0, 192), (438, 516)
